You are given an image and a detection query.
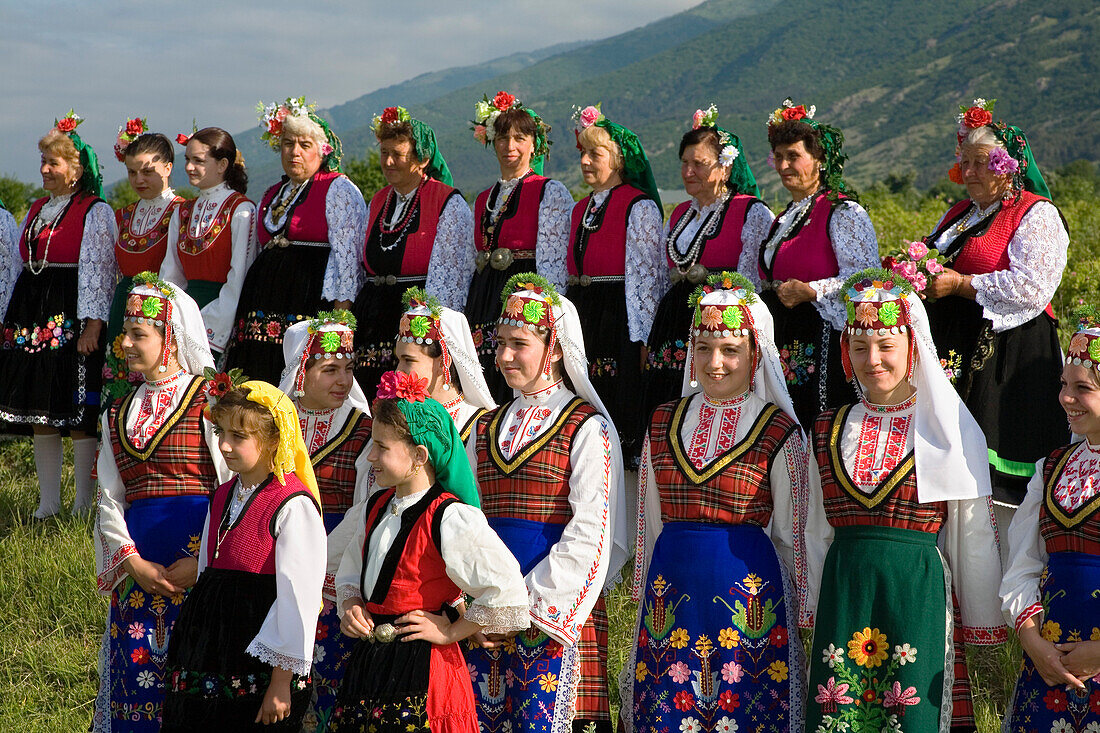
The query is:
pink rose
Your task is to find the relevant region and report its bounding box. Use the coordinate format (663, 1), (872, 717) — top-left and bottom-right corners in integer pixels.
(473, 125), (487, 144)
(925, 259), (944, 275)
(906, 241), (929, 260)
(911, 272), (928, 291)
(898, 260), (918, 278)
(692, 109), (705, 130)
(321, 142), (334, 157)
(579, 106), (600, 128)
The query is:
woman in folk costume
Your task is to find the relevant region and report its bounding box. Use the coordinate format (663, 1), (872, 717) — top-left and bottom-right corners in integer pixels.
(642, 105), (772, 430)
(465, 273), (629, 733)
(102, 122), (185, 404)
(0, 111), (114, 517)
(354, 106), (471, 398)
(807, 269), (1006, 733)
(755, 99), (879, 428)
(275, 311), (372, 733)
(567, 104), (664, 462)
(622, 271), (824, 733)
(160, 126), (254, 358)
(465, 92), (573, 403)
(999, 309), (1100, 733)
(225, 97), (366, 384)
(328, 371), (528, 732)
(92, 272), (230, 732)
(161, 380), (326, 732)
(922, 98), (1069, 532)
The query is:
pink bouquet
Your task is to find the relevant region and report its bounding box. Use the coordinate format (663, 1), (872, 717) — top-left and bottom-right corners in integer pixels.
(882, 240), (946, 293)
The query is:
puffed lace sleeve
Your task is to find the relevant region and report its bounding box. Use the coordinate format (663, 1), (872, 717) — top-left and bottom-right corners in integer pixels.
(809, 201), (879, 330)
(0, 209), (20, 317)
(201, 200), (255, 352)
(94, 410), (139, 593)
(247, 495), (326, 675)
(625, 198), (667, 343)
(439, 502), (530, 634)
(631, 433), (663, 602)
(426, 194), (476, 311)
(321, 175), (367, 302)
(939, 495), (1009, 645)
(971, 201), (1068, 332)
(78, 201), (118, 321)
(999, 462), (1049, 631)
(737, 201), (776, 290)
(535, 180), (573, 290)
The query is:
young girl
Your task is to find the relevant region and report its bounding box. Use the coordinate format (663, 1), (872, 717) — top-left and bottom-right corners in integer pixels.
(1000, 309), (1100, 731)
(329, 371), (527, 732)
(806, 269), (1005, 733)
(276, 311), (372, 732)
(161, 381), (326, 732)
(93, 273), (229, 732)
(465, 273), (629, 733)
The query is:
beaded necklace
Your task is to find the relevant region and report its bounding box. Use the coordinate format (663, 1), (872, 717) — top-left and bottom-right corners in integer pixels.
(26, 198), (71, 275)
(268, 181), (303, 225)
(859, 390), (917, 414)
(483, 170), (533, 246)
(666, 192), (730, 267)
(377, 179), (424, 251)
(213, 478), (263, 559)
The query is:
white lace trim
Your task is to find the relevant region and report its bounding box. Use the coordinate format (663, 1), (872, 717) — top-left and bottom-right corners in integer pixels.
(0, 209), (20, 317)
(245, 638), (312, 676)
(464, 603), (531, 635)
(810, 201), (880, 330)
(337, 584), (362, 607)
(624, 198), (666, 343)
(425, 195), (476, 310)
(535, 180), (574, 290)
(321, 175), (367, 302)
(78, 202), (118, 321)
(736, 202), (776, 290)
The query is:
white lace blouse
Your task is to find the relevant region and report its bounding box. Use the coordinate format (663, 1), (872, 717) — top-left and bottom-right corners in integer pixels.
(0, 207), (19, 317)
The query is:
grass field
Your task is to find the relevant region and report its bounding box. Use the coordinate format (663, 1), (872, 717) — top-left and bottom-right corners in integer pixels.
(0, 437), (1022, 732)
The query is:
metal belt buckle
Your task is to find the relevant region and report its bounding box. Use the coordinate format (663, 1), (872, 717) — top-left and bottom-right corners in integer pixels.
(686, 263), (709, 284)
(372, 274), (398, 286)
(578, 275), (592, 286)
(475, 250), (490, 272)
(371, 623), (397, 643)
(489, 248), (515, 271)
(271, 234), (290, 249)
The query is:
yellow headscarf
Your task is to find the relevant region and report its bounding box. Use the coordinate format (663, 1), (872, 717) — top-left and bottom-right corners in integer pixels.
(241, 380), (321, 509)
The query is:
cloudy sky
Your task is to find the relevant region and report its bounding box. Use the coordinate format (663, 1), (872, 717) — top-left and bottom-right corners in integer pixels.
(2, 0), (701, 184)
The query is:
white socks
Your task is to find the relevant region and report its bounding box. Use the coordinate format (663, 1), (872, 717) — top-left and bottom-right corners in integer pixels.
(72, 437), (97, 512)
(32, 433), (63, 519)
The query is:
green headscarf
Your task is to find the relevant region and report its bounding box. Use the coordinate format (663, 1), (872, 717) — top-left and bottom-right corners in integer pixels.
(410, 119), (454, 186)
(768, 99), (857, 203)
(714, 126), (760, 199)
(68, 131), (104, 199)
(991, 122), (1051, 199)
(307, 111), (343, 174)
(582, 110), (662, 208)
(525, 109), (550, 176)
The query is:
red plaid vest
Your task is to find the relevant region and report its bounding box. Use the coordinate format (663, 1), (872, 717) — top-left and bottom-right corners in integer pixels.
(107, 376), (220, 503)
(1039, 443), (1100, 555)
(814, 406), (945, 532)
(312, 409), (372, 514)
(649, 398), (798, 526)
(475, 396), (598, 524)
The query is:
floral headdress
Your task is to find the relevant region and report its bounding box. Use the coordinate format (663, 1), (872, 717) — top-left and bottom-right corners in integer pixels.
(949, 98), (1050, 199)
(1066, 307), (1100, 370)
(372, 107), (453, 186)
(257, 96), (343, 173)
(203, 366), (248, 406)
(124, 272), (178, 374)
(288, 310), (357, 398)
(768, 97), (856, 202)
(571, 103), (661, 208)
(175, 119), (198, 147)
(398, 288), (456, 391)
(686, 272), (760, 388)
(113, 116), (148, 162)
(688, 104), (760, 198)
(471, 91), (551, 174)
(52, 110), (103, 198)
(499, 273), (563, 381)
(840, 268), (916, 381)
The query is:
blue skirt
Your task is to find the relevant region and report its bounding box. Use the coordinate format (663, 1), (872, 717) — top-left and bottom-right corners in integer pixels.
(93, 495), (209, 732)
(624, 522), (804, 733)
(1006, 551), (1100, 732)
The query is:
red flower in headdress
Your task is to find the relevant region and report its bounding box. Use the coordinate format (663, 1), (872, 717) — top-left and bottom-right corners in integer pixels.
(207, 372), (232, 399)
(948, 163), (964, 184)
(781, 105), (808, 121)
(492, 91), (516, 111)
(962, 107), (992, 129)
(376, 370), (429, 402)
(125, 118), (145, 136)
(176, 133), (190, 146)
(56, 117), (77, 133)
(381, 107), (401, 125)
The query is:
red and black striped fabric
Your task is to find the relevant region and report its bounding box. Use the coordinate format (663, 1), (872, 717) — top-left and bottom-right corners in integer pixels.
(312, 409), (372, 514)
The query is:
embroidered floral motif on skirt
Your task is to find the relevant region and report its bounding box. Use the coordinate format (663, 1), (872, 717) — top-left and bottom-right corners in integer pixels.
(303, 600), (358, 733)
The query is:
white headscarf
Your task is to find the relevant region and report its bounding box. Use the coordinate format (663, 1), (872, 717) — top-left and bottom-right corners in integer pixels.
(126, 282), (214, 376)
(278, 320), (371, 414)
(400, 302), (496, 411)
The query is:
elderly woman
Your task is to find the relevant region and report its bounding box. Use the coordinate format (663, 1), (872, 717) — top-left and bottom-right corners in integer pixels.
(568, 105), (664, 460)
(0, 112), (114, 518)
(753, 99), (878, 428)
(642, 105), (772, 429)
(161, 127), (254, 360)
(923, 98), (1069, 523)
(223, 97), (366, 384)
(465, 91), (573, 402)
(353, 106), (471, 399)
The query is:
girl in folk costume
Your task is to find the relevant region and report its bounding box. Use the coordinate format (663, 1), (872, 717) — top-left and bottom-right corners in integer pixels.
(354, 107), (471, 398)
(225, 97), (366, 384)
(465, 273), (630, 733)
(755, 99), (879, 428)
(0, 111), (114, 517)
(567, 104), (664, 462)
(465, 92), (574, 403)
(161, 381), (326, 732)
(92, 273), (230, 732)
(275, 312), (373, 733)
(622, 272), (825, 733)
(643, 105), (773, 429)
(1000, 309), (1100, 732)
(160, 127), (255, 359)
(329, 371), (528, 732)
(807, 269), (1006, 733)
(103, 123), (185, 404)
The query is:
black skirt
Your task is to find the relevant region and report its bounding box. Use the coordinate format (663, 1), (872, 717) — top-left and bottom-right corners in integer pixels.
(925, 296), (1068, 505)
(0, 266), (104, 432)
(161, 568), (311, 733)
(569, 281), (643, 461)
(224, 243), (334, 385)
(763, 291), (854, 429)
(641, 280), (694, 429)
(464, 261), (531, 404)
(352, 277), (426, 403)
